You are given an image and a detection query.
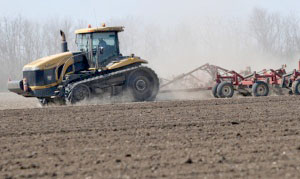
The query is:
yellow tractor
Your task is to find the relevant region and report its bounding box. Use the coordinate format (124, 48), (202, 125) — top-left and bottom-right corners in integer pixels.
(8, 25), (159, 105)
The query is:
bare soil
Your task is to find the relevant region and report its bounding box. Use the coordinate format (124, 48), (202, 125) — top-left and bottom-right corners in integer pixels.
(0, 94), (300, 178)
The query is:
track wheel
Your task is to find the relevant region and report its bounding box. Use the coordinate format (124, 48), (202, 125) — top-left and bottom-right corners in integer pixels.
(69, 84), (91, 104)
(252, 81), (269, 97)
(292, 80), (300, 95)
(217, 81), (234, 98)
(212, 83), (219, 98)
(126, 67), (159, 101)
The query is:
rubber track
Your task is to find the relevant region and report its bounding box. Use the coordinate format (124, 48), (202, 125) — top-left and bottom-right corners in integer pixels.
(64, 65), (142, 102)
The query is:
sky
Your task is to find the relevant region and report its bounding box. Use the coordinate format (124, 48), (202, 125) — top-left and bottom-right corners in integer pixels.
(0, 0), (300, 25)
(1, 0), (300, 75)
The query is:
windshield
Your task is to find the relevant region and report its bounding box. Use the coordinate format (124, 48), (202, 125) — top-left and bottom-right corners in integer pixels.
(76, 32), (117, 53)
(76, 32), (119, 67)
(92, 32), (116, 49)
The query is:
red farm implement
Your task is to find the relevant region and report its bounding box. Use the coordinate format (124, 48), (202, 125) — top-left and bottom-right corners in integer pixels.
(158, 60), (300, 99)
(212, 61), (300, 98)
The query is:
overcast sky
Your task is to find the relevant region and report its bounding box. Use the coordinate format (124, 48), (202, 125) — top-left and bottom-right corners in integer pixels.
(0, 0), (299, 25)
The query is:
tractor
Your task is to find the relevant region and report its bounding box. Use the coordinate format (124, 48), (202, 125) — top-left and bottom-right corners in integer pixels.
(8, 24), (159, 105)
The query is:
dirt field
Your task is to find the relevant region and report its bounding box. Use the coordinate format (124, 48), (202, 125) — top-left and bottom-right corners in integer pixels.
(1, 93), (300, 178)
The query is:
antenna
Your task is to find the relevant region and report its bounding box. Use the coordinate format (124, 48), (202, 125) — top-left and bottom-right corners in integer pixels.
(92, 8), (98, 27)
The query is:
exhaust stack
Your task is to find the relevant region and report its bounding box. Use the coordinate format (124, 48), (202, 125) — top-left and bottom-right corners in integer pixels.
(60, 30), (68, 52)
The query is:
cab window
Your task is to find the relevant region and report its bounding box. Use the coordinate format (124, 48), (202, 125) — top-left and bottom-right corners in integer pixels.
(92, 32), (119, 64)
(76, 33), (90, 52)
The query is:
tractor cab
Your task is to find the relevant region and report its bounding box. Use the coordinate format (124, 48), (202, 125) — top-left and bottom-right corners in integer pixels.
(75, 25), (124, 69)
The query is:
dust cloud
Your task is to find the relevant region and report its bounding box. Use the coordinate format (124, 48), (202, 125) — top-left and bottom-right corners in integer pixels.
(112, 8), (300, 100)
(0, 92), (40, 110)
(1, 7), (300, 103)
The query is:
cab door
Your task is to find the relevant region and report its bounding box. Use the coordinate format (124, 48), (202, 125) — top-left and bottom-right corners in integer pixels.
(91, 32), (119, 68)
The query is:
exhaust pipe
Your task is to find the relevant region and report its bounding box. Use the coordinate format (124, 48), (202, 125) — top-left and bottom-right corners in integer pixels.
(60, 30), (68, 52)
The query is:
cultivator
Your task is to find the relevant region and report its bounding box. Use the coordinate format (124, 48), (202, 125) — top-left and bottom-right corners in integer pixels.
(159, 63), (229, 93)
(160, 61), (300, 98)
(212, 61), (300, 98)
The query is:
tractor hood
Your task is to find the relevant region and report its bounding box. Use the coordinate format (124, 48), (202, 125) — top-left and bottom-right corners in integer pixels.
(23, 52), (73, 71)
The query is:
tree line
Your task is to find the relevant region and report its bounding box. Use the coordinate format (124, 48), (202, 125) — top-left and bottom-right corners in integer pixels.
(1, 8), (300, 91)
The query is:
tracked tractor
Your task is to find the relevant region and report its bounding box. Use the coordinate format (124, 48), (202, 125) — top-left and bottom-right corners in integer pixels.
(8, 25), (159, 105)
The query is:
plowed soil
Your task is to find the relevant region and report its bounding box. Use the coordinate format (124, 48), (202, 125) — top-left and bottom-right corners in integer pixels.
(1, 93), (300, 179)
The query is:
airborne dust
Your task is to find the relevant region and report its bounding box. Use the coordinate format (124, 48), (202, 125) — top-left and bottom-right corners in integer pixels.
(1, 8), (300, 105)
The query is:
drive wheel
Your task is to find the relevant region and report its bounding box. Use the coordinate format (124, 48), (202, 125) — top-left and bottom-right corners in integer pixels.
(292, 80), (300, 95)
(212, 83), (219, 98)
(252, 81), (269, 97)
(217, 81), (234, 98)
(126, 67), (159, 101)
(69, 84), (91, 104)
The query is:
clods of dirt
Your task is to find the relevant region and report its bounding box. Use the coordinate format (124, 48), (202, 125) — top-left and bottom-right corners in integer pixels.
(1, 95), (300, 178)
(184, 158), (193, 164)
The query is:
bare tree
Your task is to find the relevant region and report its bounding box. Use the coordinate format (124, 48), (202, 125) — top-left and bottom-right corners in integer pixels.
(2, 9), (300, 92)
(249, 7), (300, 59)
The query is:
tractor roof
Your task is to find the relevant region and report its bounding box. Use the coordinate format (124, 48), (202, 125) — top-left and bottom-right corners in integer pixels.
(75, 26), (124, 34)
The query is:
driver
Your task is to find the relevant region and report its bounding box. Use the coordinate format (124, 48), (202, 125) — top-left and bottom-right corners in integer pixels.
(98, 38), (107, 48)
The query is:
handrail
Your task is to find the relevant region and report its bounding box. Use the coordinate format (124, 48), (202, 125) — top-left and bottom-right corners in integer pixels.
(54, 51), (88, 81)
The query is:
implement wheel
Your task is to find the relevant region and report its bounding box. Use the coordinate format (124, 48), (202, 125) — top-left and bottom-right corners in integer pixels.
(212, 83), (219, 98)
(252, 81), (269, 97)
(292, 80), (300, 95)
(69, 84), (91, 104)
(126, 67), (159, 101)
(217, 81), (234, 98)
